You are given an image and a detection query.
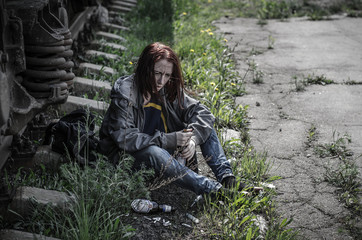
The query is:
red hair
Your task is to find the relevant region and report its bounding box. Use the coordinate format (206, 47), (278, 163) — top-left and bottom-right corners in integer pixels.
(134, 42), (184, 106)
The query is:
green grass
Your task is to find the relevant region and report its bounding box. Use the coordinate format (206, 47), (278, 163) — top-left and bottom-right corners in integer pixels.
(304, 127), (361, 238)
(317, 131), (361, 238)
(195, 0), (362, 23)
(293, 73), (334, 92)
(173, 1), (297, 239)
(3, 156), (152, 239)
(174, 1), (249, 130)
(314, 131), (352, 159)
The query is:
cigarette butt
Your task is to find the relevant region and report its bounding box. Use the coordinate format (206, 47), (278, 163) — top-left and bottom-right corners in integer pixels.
(181, 223), (192, 228)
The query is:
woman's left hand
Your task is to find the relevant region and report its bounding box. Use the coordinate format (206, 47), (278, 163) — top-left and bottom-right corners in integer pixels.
(181, 139), (196, 161)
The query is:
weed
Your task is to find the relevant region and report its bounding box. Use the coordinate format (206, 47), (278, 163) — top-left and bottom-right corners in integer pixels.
(199, 172), (296, 239)
(268, 35), (275, 49)
(293, 76), (306, 92)
(199, 192), (266, 239)
(249, 47), (264, 56)
(293, 74), (334, 91)
(174, 6), (248, 129)
(305, 74), (334, 85)
(345, 78), (362, 85)
(5, 156), (153, 239)
(306, 124), (317, 148)
(320, 132), (361, 238)
(3, 164), (65, 193)
(347, 10), (362, 17)
(174, 1), (298, 238)
(253, 70), (265, 84)
(248, 60), (264, 84)
(265, 215), (298, 239)
(314, 131), (352, 159)
(233, 151), (270, 184)
(324, 159), (360, 195)
(307, 7), (331, 21)
(304, 127), (361, 238)
(257, 0), (292, 20)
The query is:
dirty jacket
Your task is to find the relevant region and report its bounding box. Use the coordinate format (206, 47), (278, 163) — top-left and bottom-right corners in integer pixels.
(98, 75), (215, 163)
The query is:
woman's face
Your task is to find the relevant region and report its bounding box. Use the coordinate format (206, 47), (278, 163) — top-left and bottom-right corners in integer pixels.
(154, 59), (173, 92)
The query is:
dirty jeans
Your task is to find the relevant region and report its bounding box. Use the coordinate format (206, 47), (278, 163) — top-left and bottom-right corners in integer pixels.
(130, 129), (233, 195)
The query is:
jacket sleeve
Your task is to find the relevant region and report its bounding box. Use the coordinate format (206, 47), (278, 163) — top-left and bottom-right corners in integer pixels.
(107, 97), (177, 153)
(180, 94), (215, 145)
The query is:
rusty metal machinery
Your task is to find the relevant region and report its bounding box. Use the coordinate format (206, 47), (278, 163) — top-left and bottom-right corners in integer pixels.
(0, 0), (102, 169)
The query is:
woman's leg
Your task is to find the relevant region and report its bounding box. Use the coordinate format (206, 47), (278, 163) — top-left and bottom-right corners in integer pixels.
(200, 129), (234, 183)
(130, 146), (221, 195)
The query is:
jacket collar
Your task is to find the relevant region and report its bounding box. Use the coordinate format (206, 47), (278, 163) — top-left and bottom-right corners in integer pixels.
(111, 74), (142, 108)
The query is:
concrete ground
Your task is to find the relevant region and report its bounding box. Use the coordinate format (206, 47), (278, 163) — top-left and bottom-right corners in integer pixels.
(215, 14), (362, 240)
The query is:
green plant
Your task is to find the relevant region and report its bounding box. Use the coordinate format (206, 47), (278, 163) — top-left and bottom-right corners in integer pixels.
(344, 78), (362, 85)
(199, 180), (296, 239)
(249, 47), (264, 56)
(347, 9), (362, 17)
(257, 0), (292, 20)
(199, 192), (265, 239)
(173, 1), (298, 238)
(292, 76), (306, 92)
(248, 60), (264, 84)
(307, 7), (330, 21)
(23, 194), (136, 240)
(321, 140), (361, 238)
(305, 124), (317, 149)
(126, 0), (174, 51)
(8, 156), (153, 239)
(305, 74), (334, 85)
(324, 159), (360, 195)
(253, 70), (264, 84)
(307, 124), (317, 142)
(268, 35), (275, 49)
(174, 7), (248, 130)
(265, 215), (298, 239)
(314, 131), (352, 159)
(3, 164), (65, 193)
(233, 151), (270, 184)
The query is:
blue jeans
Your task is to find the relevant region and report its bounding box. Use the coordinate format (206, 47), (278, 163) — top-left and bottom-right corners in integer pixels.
(130, 129), (234, 195)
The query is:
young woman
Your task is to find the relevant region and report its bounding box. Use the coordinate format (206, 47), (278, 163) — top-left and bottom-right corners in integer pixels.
(98, 42), (238, 195)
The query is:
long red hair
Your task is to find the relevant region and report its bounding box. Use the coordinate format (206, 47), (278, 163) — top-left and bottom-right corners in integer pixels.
(134, 42), (184, 106)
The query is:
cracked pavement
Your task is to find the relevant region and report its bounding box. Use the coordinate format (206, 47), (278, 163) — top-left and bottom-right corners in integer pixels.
(215, 15), (362, 239)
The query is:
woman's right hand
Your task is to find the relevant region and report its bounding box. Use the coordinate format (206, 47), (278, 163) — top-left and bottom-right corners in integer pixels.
(176, 129), (193, 147)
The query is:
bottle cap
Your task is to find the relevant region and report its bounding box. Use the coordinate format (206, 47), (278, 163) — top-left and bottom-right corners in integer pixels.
(161, 205), (172, 212)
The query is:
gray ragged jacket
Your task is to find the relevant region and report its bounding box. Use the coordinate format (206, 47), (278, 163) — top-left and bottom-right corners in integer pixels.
(98, 75), (215, 163)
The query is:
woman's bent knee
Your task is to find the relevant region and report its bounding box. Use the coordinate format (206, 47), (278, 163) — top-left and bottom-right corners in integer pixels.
(131, 146), (172, 171)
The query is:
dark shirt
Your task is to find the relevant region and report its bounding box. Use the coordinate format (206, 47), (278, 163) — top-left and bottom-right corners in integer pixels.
(142, 98), (167, 135)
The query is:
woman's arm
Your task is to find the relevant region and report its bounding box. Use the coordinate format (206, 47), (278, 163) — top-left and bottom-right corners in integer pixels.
(180, 94), (215, 145)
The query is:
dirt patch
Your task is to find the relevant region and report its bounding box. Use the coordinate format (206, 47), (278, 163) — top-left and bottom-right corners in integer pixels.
(123, 184), (200, 240)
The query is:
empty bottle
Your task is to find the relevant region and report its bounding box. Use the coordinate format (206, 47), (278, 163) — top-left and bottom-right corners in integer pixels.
(131, 199), (176, 213)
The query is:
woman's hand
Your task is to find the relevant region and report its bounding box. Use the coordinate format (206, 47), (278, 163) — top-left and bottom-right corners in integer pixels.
(176, 129), (193, 147)
(181, 139), (196, 160)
